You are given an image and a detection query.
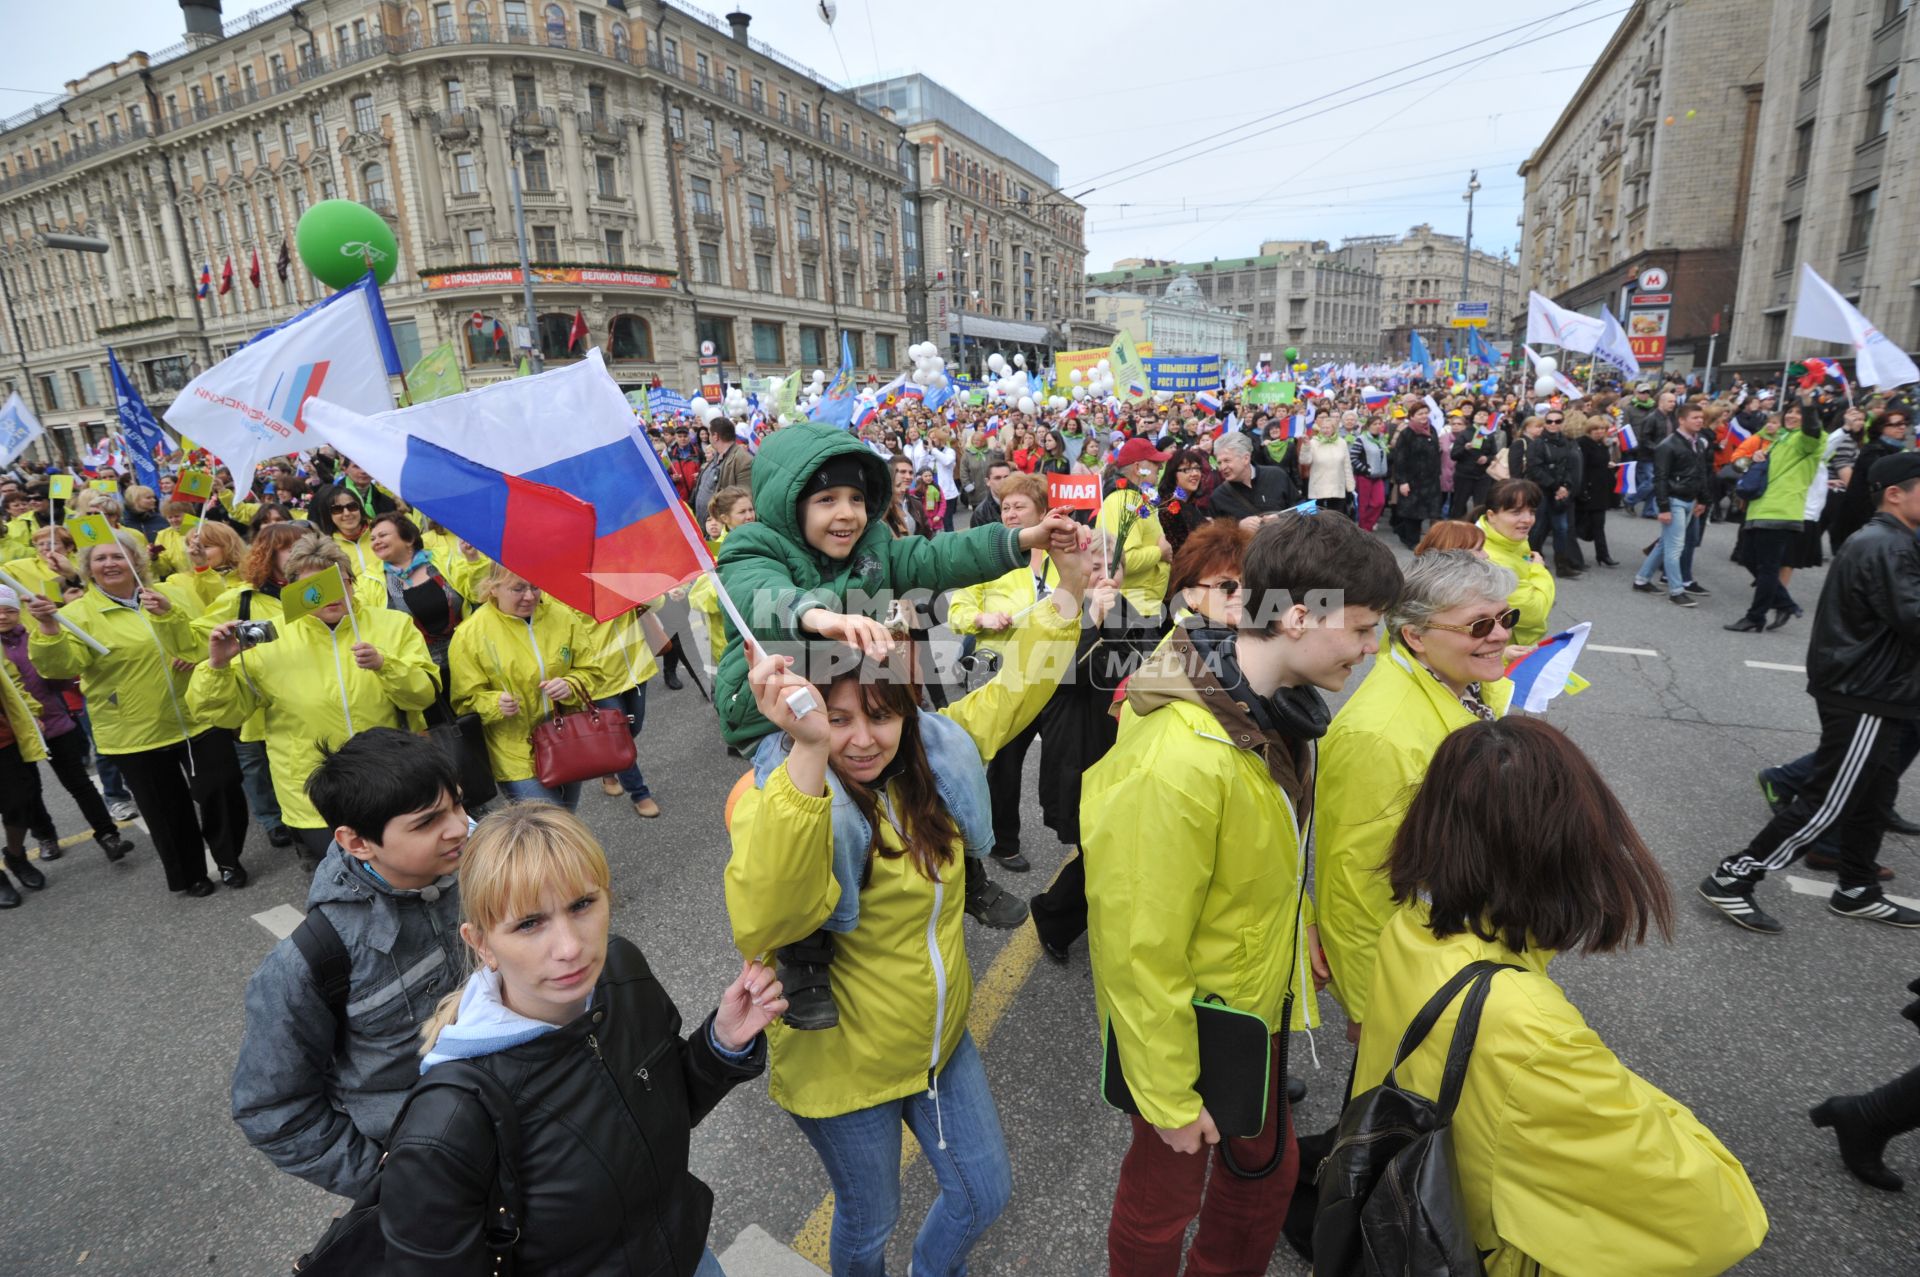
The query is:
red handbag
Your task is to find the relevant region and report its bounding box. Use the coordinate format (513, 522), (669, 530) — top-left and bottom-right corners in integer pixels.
(528, 678), (637, 789)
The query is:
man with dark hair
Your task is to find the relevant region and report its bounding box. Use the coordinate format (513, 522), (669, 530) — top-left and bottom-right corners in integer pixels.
(1702, 452), (1920, 933)
(969, 459), (1014, 530)
(1632, 400), (1712, 605)
(1082, 511), (1403, 1276)
(230, 727), (470, 1197)
(694, 416), (755, 520)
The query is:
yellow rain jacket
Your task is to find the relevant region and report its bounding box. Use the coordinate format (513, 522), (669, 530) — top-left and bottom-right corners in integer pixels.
(1356, 909), (1768, 1277)
(151, 523), (191, 579)
(332, 530), (378, 579)
(448, 599), (606, 782)
(2, 514), (37, 563)
(1316, 641), (1511, 1023)
(578, 605), (660, 700)
(2, 555), (64, 603)
(1095, 486), (1167, 616)
(725, 598), (1080, 1118)
(1477, 517), (1556, 647)
(2, 659), (48, 763)
(29, 582), (205, 754)
(191, 585), (283, 744)
(186, 608), (438, 829)
(1080, 628), (1321, 1131)
(946, 556), (1059, 660)
(167, 564), (237, 611)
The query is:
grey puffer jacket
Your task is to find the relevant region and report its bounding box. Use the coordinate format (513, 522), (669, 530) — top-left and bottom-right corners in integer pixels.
(229, 844), (465, 1198)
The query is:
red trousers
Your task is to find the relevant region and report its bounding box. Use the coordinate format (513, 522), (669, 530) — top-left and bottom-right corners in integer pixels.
(1107, 1037), (1299, 1277)
(1355, 475), (1387, 531)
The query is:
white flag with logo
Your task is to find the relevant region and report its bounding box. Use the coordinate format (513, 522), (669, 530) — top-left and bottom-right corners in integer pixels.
(1593, 308), (1642, 380)
(1790, 262), (1920, 390)
(163, 275), (399, 496)
(1525, 290), (1605, 353)
(0, 391), (44, 467)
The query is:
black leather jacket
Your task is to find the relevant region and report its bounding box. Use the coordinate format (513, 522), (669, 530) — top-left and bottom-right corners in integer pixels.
(1651, 428), (1714, 505)
(1525, 432), (1584, 505)
(378, 937), (765, 1276)
(1808, 513), (1920, 719)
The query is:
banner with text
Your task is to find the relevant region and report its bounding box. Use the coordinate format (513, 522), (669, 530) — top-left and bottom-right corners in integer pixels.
(1047, 472), (1102, 511)
(1144, 355), (1223, 393)
(1056, 340), (1154, 388)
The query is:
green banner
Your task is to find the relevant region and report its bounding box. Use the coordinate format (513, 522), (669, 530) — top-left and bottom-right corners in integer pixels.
(406, 342), (466, 404)
(1244, 381), (1297, 407)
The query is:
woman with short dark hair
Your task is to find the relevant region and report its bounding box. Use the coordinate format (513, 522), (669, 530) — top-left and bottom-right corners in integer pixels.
(1354, 717), (1768, 1276)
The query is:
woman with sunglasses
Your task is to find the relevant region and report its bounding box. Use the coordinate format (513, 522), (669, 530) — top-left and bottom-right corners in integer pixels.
(313, 483), (377, 577)
(1315, 550), (1519, 1041)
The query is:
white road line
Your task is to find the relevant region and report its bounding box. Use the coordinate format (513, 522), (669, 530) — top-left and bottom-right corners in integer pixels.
(1589, 644), (1660, 656)
(1785, 874), (1920, 911)
(251, 904), (306, 940)
(1744, 660), (1806, 673)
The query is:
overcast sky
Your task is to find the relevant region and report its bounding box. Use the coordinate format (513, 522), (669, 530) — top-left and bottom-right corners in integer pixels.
(0, 0), (1622, 270)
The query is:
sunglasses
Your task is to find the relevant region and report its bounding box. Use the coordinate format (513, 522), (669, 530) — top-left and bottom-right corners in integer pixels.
(1424, 607), (1521, 640)
(1545, 417), (1564, 424)
(330, 501), (361, 513)
(1199, 578), (1241, 595)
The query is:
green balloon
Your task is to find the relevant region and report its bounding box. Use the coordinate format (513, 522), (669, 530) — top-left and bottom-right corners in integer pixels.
(1284, 346), (1300, 364)
(295, 199), (399, 288)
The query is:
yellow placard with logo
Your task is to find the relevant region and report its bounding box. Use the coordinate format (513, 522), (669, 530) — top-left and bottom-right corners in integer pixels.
(281, 564), (347, 625)
(66, 514), (116, 549)
(176, 469), (214, 500)
(179, 512), (203, 529)
(89, 478), (119, 494)
(47, 474), (75, 501)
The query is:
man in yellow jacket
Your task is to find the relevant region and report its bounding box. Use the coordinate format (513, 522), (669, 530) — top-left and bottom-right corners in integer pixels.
(1081, 510), (1404, 1277)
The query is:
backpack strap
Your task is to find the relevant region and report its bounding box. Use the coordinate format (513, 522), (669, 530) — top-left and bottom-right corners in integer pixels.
(239, 589), (253, 622)
(1434, 966), (1512, 1121)
(1384, 959), (1520, 1095)
(290, 908), (352, 1036)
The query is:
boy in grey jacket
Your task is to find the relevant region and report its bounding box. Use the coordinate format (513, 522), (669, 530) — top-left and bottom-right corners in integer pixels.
(229, 728), (470, 1197)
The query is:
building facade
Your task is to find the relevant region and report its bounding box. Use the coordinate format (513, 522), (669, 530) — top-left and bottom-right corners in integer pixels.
(1086, 271), (1250, 362)
(1728, 0), (1920, 374)
(1086, 238), (1382, 364)
(0, 0), (916, 459)
(853, 74), (1085, 379)
(1515, 0), (1767, 375)
(1366, 223), (1519, 358)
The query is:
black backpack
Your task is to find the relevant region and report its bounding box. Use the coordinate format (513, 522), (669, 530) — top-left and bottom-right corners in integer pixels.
(1312, 960), (1519, 1276)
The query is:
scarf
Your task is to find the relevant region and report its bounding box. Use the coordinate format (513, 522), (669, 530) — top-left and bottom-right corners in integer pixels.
(384, 549), (433, 583)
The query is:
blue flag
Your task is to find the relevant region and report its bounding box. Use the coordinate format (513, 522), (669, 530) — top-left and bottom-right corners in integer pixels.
(1467, 328), (1497, 365)
(924, 381), (955, 411)
(1408, 331), (1433, 380)
(108, 347), (169, 491)
(809, 331), (857, 429)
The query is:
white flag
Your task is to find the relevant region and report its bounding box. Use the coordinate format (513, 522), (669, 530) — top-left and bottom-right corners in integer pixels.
(0, 391), (45, 467)
(1790, 262), (1920, 390)
(1592, 308), (1642, 380)
(1525, 290), (1605, 353)
(163, 276), (398, 497)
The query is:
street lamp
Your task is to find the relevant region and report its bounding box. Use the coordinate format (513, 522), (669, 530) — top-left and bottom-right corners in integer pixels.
(1460, 170), (1481, 303)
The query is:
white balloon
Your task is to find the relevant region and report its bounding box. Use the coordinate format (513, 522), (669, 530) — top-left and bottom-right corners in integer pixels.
(1068, 369), (1083, 384)
(1534, 376), (1557, 398)
(988, 353), (1006, 373)
(1536, 356), (1558, 375)
(812, 369), (827, 383)
(1071, 385), (1087, 400)
(1097, 359), (1110, 372)
(1013, 353), (1026, 368)
(931, 356), (945, 372)
(1017, 396), (1036, 415)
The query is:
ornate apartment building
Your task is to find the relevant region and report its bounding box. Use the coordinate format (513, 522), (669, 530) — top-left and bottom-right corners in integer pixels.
(1086, 271), (1250, 364)
(0, 0), (918, 457)
(1362, 224), (1518, 359)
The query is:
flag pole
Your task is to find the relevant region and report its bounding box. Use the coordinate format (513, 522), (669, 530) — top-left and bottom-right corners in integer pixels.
(0, 566), (108, 655)
(339, 564), (364, 646)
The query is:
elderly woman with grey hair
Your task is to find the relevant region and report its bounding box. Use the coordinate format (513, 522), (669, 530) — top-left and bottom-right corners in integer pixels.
(1313, 550), (1523, 1035)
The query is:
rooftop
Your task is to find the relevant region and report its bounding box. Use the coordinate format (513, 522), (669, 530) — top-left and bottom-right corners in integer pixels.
(851, 73), (1058, 186)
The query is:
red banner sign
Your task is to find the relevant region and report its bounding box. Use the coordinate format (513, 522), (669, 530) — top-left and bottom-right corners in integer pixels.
(1047, 473), (1101, 511)
(422, 266), (675, 292)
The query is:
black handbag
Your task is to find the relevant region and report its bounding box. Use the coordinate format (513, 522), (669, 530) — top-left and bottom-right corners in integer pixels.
(424, 711), (498, 809)
(1102, 997), (1272, 1140)
(292, 1064), (523, 1275)
(1312, 959), (1520, 1277)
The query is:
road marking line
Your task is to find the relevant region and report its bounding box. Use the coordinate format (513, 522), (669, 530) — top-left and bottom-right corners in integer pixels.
(251, 904), (306, 940)
(27, 818), (140, 860)
(789, 922), (1044, 1269)
(1589, 644), (1659, 656)
(1744, 660), (1806, 673)
(1785, 874), (1920, 911)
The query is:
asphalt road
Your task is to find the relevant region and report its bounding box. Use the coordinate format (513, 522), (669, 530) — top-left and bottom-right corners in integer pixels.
(3, 507), (1918, 1277)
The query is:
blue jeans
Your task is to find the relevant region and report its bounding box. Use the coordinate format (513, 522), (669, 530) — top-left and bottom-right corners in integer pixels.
(792, 1033), (1011, 1277)
(233, 737), (283, 829)
(1635, 500), (1692, 597)
(694, 1247), (727, 1277)
(77, 710), (129, 803)
(594, 687), (651, 802)
(498, 776), (583, 811)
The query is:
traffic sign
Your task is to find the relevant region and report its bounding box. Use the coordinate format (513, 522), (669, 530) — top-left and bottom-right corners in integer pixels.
(1449, 300), (1491, 328)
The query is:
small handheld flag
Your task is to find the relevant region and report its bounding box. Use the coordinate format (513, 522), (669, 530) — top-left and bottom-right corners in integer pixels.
(176, 468), (215, 500)
(281, 564), (348, 625)
(47, 474), (75, 501)
(66, 514), (117, 549)
(1502, 622), (1591, 714)
(89, 479), (120, 494)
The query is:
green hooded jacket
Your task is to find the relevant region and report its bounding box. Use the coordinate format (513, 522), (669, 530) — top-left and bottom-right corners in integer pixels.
(712, 424), (1024, 746)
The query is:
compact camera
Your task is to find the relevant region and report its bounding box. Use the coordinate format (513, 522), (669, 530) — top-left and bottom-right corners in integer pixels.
(233, 619), (278, 649)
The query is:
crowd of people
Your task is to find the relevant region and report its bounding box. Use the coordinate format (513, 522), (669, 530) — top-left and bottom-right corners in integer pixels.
(5, 361), (1919, 1277)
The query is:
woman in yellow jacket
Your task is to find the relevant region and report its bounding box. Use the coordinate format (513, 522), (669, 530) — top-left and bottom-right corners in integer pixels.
(189, 532), (439, 865)
(164, 519), (246, 610)
(3, 524), (83, 603)
(1317, 550), (1516, 1029)
(1353, 716), (1767, 1277)
(25, 528), (248, 896)
(448, 564), (608, 811)
(1097, 438), (1172, 619)
(725, 537), (1092, 1277)
(689, 484), (755, 671)
(577, 601), (662, 819)
(1474, 477), (1556, 646)
(314, 483), (378, 576)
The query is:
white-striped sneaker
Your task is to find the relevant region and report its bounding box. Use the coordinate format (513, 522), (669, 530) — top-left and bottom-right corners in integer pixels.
(1698, 875), (1783, 933)
(1829, 888), (1920, 928)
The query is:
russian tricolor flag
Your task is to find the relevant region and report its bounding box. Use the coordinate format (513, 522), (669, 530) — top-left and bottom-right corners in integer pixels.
(1361, 386), (1391, 410)
(901, 382), (925, 402)
(1615, 422), (1639, 453)
(1195, 390), (1221, 416)
(851, 397), (879, 429)
(1727, 418), (1752, 443)
(1502, 622), (1590, 713)
(1614, 461), (1637, 496)
(304, 350), (704, 619)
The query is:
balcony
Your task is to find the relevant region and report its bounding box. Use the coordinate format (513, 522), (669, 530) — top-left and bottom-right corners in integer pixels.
(367, 198), (397, 220)
(0, 120), (153, 197)
(579, 110), (620, 142)
(502, 105), (556, 136)
(692, 209), (724, 233)
(433, 108), (482, 140)
(796, 234), (822, 255)
(748, 221), (776, 247)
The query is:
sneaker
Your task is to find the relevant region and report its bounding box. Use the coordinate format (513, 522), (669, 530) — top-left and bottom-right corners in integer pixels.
(95, 830), (133, 862)
(600, 776), (623, 798)
(36, 837), (62, 862)
(1683, 581), (1711, 596)
(1698, 875), (1783, 933)
(631, 797), (661, 818)
(108, 801), (137, 822)
(1828, 887), (1920, 927)
(989, 848), (1032, 873)
(1669, 593), (1699, 607)
(1757, 772), (1790, 813)
(1631, 579), (1660, 593)
(966, 874), (1029, 928)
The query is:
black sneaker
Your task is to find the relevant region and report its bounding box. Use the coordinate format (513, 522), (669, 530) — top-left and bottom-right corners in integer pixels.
(1632, 579), (1660, 593)
(0, 871), (19, 909)
(1828, 887), (1920, 927)
(1698, 875), (1783, 933)
(1683, 581), (1711, 596)
(966, 873), (1029, 928)
(1669, 593), (1700, 608)
(989, 848), (1032, 873)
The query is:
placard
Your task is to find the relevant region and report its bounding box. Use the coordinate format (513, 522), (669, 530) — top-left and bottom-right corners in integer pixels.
(1047, 473), (1101, 511)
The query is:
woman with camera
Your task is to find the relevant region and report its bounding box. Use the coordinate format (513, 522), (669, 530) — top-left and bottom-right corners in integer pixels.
(26, 528), (248, 897)
(190, 532), (439, 866)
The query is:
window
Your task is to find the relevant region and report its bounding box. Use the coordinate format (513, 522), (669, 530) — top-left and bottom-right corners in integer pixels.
(872, 230), (887, 263)
(579, 11), (598, 48)
(252, 129), (266, 162)
(36, 374), (63, 409)
(433, 1), (454, 38)
(725, 68), (738, 96)
(1792, 121), (1815, 180)
(699, 241), (722, 284)
(1866, 72), (1899, 142)
(668, 105), (684, 139)
(874, 334), (895, 368)
(531, 224), (558, 259)
(841, 269), (855, 301)
(468, 316), (509, 363)
(747, 191), (767, 227)
(752, 320), (782, 363)
(702, 117), (717, 153)
(543, 3), (566, 44)
(522, 149), (550, 191)
(1846, 186), (1879, 253)
(731, 128), (743, 159)
(1807, 18), (1829, 81)
(662, 35), (679, 68)
(505, 0), (530, 35)
(352, 94), (376, 135)
(696, 316), (734, 361)
(264, 194), (280, 232)
(801, 263), (818, 300)
(239, 204), (255, 239)
(696, 52), (710, 83)
(513, 76), (537, 111)
(754, 138), (769, 168)
(595, 155), (617, 196)
(454, 152), (478, 194)
(588, 84), (607, 119)
(280, 120), (295, 154)
(71, 366), (99, 405)
(754, 253), (773, 291)
(311, 110), (325, 146)
(799, 325), (825, 366)
(465, 227), (489, 261)
(1777, 218), (1800, 273)
(690, 176), (714, 215)
(1887, 0), (1913, 23)
(839, 329), (861, 365)
(611, 315), (652, 359)
(836, 219), (852, 251)
(796, 206), (814, 239)
(446, 78), (465, 110)
(604, 228), (624, 264)
(537, 313), (577, 358)
(781, 146), (792, 176)
(388, 319), (422, 372)
(361, 163), (389, 206)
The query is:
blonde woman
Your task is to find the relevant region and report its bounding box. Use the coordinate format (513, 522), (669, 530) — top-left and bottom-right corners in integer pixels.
(448, 565), (608, 809)
(1302, 413), (1358, 513)
(166, 519), (245, 609)
(378, 805), (781, 1274)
